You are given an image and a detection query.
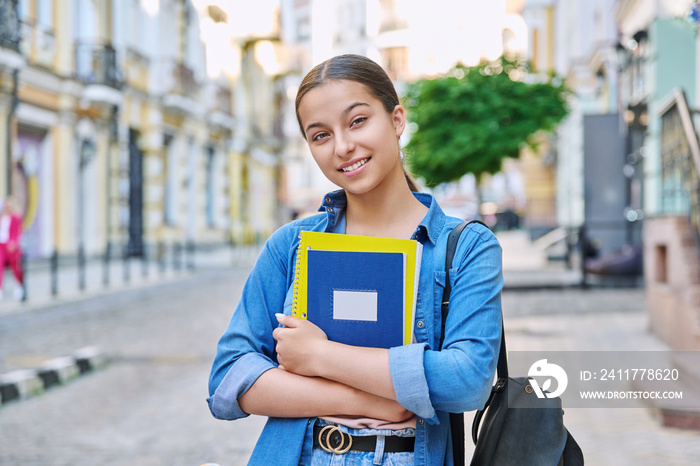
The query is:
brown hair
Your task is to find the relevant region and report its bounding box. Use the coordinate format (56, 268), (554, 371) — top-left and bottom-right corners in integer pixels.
(295, 54), (419, 192)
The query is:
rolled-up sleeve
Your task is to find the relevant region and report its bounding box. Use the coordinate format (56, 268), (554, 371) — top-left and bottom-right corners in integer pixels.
(207, 353), (276, 419)
(388, 342), (434, 420)
(388, 223), (502, 424)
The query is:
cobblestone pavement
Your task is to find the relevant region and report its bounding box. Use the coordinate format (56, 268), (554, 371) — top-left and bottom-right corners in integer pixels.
(462, 288), (700, 466)
(0, 265), (266, 466)
(1, 234), (699, 465)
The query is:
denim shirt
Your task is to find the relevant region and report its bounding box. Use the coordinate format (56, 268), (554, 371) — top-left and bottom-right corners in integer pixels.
(207, 190), (503, 465)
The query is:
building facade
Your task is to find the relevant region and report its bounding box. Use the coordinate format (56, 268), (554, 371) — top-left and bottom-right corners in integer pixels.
(614, 0), (700, 351)
(0, 0), (281, 262)
(524, 0), (700, 350)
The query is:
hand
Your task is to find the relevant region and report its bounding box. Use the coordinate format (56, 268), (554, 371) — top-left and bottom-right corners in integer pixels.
(273, 314), (329, 377)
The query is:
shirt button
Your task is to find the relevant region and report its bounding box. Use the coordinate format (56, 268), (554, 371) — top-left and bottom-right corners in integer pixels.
(327, 207), (333, 213)
(416, 320), (424, 329)
(325, 197), (331, 203)
(419, 418), (424, 424)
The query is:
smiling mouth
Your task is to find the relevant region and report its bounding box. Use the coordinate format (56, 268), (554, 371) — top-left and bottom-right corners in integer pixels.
(340, 158), (370, 172)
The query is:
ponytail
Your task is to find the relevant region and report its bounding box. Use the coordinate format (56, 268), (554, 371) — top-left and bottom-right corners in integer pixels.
(403, 167), (420, 192)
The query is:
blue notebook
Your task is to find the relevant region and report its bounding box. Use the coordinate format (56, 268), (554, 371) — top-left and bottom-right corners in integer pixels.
(306, 249), (406, 348)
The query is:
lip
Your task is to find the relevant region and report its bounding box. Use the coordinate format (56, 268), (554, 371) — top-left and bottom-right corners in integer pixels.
(338, 157), (371, 175)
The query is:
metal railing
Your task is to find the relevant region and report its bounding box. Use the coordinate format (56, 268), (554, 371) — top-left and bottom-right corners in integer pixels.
(0, 0), (21, 53)
(215, 85), (232, 114)
(74, 42), (122, 88)
(167, 61), (199, 96)
(8, 241), (262, 304)
(532, 222), (643, 289)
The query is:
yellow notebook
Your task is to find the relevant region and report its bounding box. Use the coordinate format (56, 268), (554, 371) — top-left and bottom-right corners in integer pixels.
(293, 231), (422, 347)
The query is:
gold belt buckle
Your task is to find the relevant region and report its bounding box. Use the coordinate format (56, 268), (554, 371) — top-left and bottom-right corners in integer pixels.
(318, 425), (353, 454)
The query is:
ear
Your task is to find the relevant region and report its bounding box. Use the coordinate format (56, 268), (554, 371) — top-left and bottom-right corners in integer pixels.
(392, 105), (406, 138)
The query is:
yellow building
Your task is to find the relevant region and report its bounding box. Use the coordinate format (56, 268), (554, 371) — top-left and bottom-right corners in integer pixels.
(0, 0), (24, 202)
(0, 0), (281, 260)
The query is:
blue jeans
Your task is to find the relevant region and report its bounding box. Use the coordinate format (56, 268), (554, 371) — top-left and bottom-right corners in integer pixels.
(308, 422), (415, 466)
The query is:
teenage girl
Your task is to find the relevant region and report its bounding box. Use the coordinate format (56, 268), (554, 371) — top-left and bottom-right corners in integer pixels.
(208, 54), (503, 466)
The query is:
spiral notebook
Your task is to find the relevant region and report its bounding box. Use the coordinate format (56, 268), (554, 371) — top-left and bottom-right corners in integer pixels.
(292, 231), (422, 348)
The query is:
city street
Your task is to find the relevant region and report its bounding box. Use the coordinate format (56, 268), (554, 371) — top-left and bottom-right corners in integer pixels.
(2, 1), (700, 465)
(1, 233), (699, 465)
(0, 264), (267, 466)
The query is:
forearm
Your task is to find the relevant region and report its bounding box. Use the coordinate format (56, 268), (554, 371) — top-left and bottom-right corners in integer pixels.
(273, 315), (398, 400)
(238, 367), (409, 421)
(315, 342), (397, 400)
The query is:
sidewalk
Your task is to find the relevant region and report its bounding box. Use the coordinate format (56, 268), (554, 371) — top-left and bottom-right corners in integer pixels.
(493, 229), (700, 465)
(0, 244), (261, 316)
(0, 229), (596, 314)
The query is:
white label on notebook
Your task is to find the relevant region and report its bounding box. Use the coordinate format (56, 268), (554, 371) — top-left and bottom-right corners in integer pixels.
(333, 290), (378, 321)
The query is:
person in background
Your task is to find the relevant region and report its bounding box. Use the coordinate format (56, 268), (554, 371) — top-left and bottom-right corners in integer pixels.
(0, 196), (25, 301)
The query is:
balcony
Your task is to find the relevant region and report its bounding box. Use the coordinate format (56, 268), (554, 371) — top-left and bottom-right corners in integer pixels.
(0, 0), (24, 71)
(206, 83), (234, 130)
(162, 61), (201, 116)
(75, 42), (123, 107)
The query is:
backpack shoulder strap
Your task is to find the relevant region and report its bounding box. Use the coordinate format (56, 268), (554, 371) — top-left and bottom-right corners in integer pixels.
(440, 220), (486, 349)
(441, 219), (486, 466)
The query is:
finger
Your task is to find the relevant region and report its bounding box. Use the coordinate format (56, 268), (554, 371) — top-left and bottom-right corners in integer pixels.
(275, 313), (300, 328)
(272, 326), (289, 342)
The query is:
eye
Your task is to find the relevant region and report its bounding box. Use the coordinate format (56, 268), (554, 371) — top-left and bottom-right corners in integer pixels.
(311, 132), (330, 142)
(351, 117), (367, 127)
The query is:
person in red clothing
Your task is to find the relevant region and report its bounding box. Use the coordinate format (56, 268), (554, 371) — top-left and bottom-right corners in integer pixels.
(0, 197), (25, 301)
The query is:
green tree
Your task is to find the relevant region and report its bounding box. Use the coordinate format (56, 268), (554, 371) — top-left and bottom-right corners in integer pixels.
(403, 57), (571, 188)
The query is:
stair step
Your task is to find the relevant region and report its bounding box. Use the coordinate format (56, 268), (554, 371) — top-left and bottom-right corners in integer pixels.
(659, 410), (700, 430)
(632, 374), (700, 431)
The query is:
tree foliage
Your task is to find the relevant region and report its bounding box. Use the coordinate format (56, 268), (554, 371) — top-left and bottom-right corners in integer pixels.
(403, 57), (571, 188)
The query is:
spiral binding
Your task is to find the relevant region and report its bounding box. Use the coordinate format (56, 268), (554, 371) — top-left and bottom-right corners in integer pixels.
(292, 231), (304, 318)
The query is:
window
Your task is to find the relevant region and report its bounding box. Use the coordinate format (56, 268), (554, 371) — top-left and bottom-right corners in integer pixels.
(655, 245), (668, 284)
(164, 135), (179, 226)
(37, 0), (53, 29)
(205, 146), (216, 227)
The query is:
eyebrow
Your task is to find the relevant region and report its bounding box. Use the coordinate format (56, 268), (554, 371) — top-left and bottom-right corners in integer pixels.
(304, 102), (370, 135)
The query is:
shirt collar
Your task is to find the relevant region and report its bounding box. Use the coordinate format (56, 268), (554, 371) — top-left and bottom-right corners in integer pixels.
(319, 190), (446, 245)
(318, 189), (346, 232)
(413, 192), (445, 245)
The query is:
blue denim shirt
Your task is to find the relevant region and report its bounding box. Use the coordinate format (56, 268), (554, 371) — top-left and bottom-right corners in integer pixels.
(208, 190), (502, 465)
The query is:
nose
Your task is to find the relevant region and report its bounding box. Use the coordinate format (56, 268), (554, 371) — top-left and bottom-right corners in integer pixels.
(334, 131), (355, 158)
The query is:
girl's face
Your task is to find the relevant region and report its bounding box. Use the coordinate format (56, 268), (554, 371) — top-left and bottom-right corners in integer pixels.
(297, 79), (406, 196)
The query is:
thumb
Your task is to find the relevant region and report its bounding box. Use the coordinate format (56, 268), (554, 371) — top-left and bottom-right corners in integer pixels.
(275, 313), (298, 328)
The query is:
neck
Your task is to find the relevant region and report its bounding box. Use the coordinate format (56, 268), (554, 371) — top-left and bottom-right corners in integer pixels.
(344, 170), (428, 239)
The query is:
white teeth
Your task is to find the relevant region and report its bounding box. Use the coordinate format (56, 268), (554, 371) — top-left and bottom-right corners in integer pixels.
(341, 158), (368, 172)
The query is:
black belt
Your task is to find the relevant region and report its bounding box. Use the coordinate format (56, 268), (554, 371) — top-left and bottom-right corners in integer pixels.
(313, 425), (415, 454)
